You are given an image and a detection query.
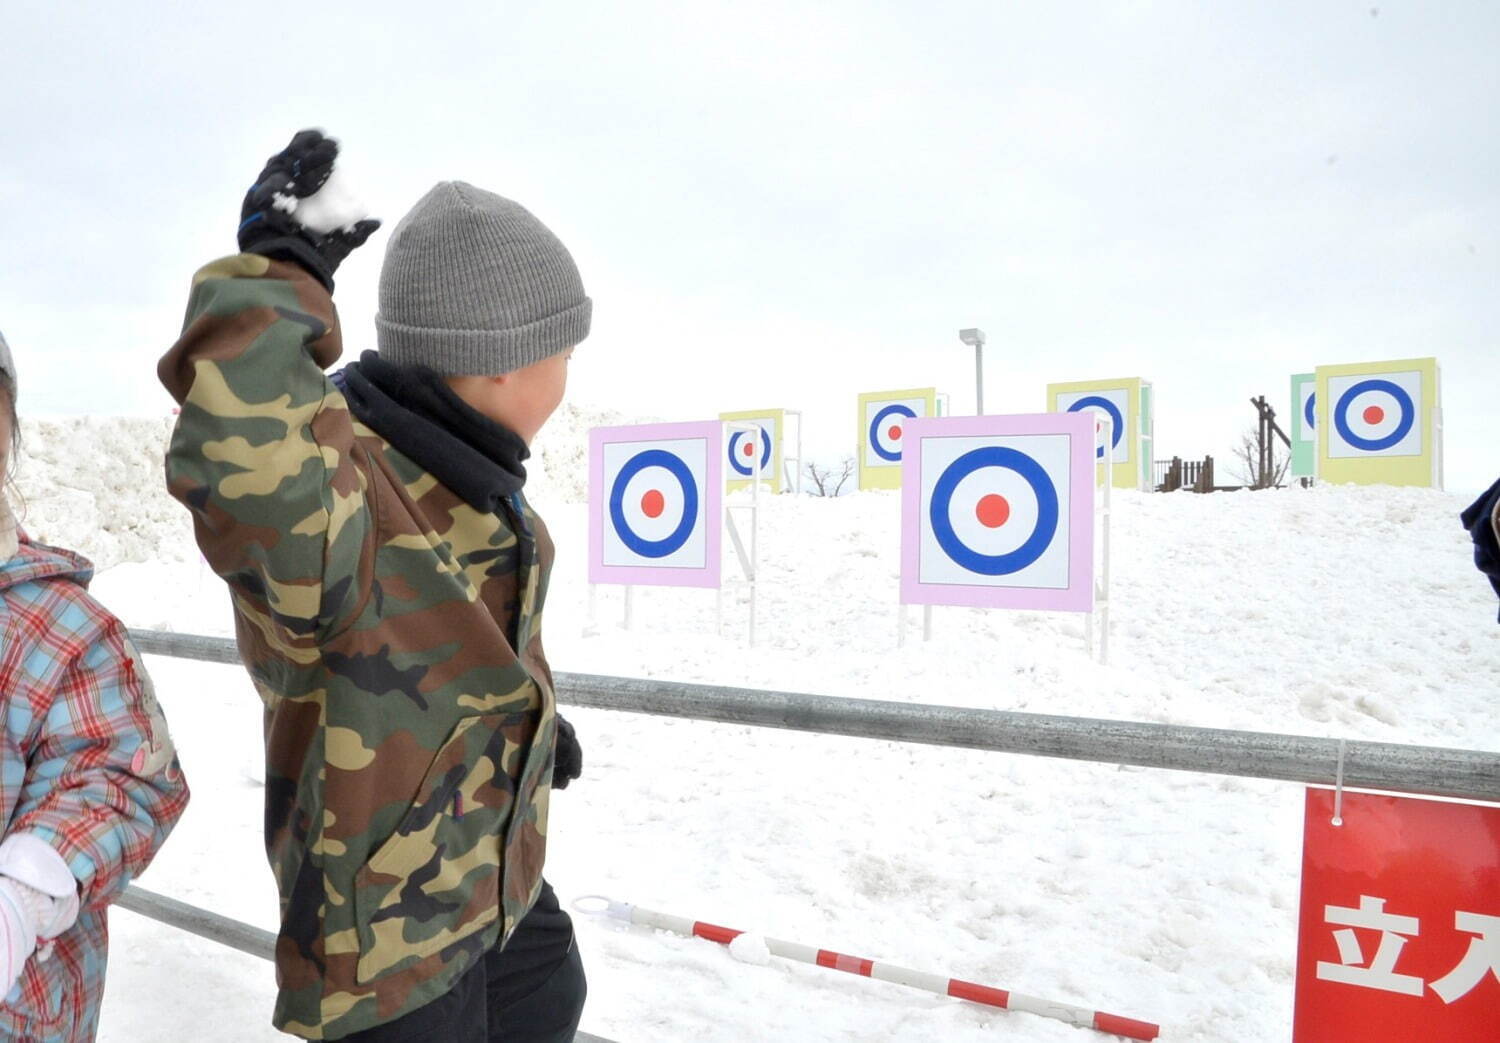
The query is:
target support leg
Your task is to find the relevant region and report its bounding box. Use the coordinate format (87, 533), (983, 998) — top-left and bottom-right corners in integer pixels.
(623, 585), (634, 631)
(589, 583), (597, 627)
(898, 603), (908, 649)
(922, 605), (933, 642)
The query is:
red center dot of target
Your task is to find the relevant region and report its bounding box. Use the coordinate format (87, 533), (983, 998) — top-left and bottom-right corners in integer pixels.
(975, 494), (1011, 529)
(640, 490), (665, 518)
(888, 424), (903, 441)
(742, 442), (755, 457)
(1363, 405), (1385, 425)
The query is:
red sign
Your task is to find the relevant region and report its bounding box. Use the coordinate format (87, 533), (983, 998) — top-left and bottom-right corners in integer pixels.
(1295, 789), (1500, 1042)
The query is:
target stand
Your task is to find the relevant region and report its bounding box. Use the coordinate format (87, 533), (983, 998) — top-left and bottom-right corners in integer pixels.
(1289, 372), (1317, 480)
(718, 409), (804, 495)
(1047, 377), (1153, 491)
(588, 420), (725, 634)
(897, 411), (1111, 663)
(718, 420), (763, 647)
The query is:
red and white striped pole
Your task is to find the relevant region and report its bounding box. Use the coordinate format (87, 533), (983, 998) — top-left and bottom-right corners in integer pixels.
(575, 897), (1159, 1041)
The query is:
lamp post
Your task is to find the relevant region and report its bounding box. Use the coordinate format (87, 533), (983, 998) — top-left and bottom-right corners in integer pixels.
(958, 328), (986, 415)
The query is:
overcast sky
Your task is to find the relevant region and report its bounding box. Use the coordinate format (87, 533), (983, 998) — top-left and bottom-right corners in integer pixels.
(2, 1), (1495, 491)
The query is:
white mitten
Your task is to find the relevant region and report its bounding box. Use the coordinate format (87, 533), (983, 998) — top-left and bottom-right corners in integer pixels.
(0, 835), (79, 991)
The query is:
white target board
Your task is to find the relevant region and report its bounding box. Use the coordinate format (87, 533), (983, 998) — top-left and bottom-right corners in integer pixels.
(900, 413), (1095, 612)
(1325, 370), (1422, 459)
(1054, 387), (1129, 463)
(589, 421), (722, 588)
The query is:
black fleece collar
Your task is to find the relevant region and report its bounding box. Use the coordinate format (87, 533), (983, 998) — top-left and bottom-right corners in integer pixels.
(334, 351), (529, 513)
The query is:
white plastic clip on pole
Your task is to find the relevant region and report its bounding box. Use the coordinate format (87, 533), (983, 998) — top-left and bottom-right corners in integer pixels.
(1332, 736), (1347, 826)
(572, 896), (1160, 1040)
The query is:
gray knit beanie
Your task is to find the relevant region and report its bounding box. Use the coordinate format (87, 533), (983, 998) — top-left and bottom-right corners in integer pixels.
(375, 181), (591, 375)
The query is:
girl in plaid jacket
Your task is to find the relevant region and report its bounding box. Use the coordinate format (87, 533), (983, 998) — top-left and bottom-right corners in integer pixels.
(0, 331), (190, 1042)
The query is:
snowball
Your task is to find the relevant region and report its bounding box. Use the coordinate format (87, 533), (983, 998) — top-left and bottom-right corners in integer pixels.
(728, 932), (772, 966)
(292, 166), (369, 235)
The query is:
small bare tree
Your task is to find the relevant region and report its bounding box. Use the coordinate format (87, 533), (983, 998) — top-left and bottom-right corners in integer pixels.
(1229, 427), (1289, 490)
(805, 457), (855, 496)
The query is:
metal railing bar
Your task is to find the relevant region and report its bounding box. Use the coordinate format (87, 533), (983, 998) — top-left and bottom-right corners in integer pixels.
(130, 629), (1500, 803)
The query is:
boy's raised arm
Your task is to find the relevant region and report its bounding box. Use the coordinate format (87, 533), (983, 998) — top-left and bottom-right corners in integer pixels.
(157, 130), (381, 655)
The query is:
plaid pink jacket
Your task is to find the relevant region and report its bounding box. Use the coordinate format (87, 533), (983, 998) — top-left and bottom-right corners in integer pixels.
(0, 533), (189, 1041)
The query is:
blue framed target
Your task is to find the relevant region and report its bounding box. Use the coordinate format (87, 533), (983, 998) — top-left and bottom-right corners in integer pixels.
(1326, 370), (1422, 459)
(1303, 390), (1317, 433)
(589, 421), (723, 588)
(901, 413), (1096, 612)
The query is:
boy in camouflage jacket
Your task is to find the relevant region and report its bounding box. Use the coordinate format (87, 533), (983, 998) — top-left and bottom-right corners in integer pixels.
(159, 131), (588, 1040)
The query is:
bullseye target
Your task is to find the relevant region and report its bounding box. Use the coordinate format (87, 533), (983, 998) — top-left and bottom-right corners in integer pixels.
(726, 425), (772, 477)
(928, 446), (1060, 576)
(719, 410), (787, 493)
(609, 450), (698, 558)
(1054, 389), (1128, 462)
(1326, 370), (1422, 458)
(1301, 386), (1317, 437)
(590, 421), (723, 588)
(870, 403), (917, 462)
(858, 389), (940, 491)
(862, 396), (928, 467)
(901, 413), (1096, 612)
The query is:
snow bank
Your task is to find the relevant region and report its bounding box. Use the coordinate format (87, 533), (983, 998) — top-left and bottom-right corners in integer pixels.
(8, 402), (639, 570)
(13, 414), (195, 568)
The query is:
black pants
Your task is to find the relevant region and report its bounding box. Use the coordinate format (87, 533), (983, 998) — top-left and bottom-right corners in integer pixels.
(340, 881), (587, 1043)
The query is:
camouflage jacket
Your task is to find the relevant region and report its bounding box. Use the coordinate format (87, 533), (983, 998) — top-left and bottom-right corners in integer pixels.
(158, 255), (557, 1039)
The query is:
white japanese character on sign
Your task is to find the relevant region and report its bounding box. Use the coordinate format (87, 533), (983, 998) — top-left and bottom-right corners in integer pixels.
(1316, 895), (1423, 996)
(1430, 911), (1500, 1004)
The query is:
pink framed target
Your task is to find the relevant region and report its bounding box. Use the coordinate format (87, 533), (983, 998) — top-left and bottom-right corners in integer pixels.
(900, 412), (1097, 612)
(589, 421), (723, 588)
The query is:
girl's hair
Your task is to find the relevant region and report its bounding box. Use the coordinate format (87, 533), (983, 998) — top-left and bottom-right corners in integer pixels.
(0, 371), (20, 511)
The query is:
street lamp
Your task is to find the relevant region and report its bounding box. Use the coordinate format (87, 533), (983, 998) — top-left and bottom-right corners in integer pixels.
(958, 328), (986, 414)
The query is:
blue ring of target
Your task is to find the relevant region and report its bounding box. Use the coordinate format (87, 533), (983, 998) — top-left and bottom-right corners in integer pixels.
(869, 404), (918, 462)
(1332, 379), (1415, 452)
(1065, 396), (1125, 459)
(608, 449), (699, 558)
(727, 427), (773, 476)
(1303, 390), (1316, 431)
(928, 447), (1060, 576)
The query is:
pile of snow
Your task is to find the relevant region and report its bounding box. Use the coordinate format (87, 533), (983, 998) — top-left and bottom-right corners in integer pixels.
(14, 414), (196, 568)
(38, 404), (1493, 1042)
(8, 402), (639, 570)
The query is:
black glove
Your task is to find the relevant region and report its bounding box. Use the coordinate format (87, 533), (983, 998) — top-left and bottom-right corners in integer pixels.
(552, 715), (582, 790)
(237, 129), (380, 292)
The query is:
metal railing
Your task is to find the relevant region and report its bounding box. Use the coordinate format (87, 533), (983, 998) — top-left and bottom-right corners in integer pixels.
(130, 629), (1500, 802)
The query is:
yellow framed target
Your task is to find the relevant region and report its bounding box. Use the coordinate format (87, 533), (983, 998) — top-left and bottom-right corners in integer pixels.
(1315, 357), (1442, 488)
(857, 388), (939, 491)
(1047, 377), (1151, 490)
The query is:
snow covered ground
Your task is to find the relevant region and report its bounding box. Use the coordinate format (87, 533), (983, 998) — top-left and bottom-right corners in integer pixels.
(14, 414), (1497, 1042)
